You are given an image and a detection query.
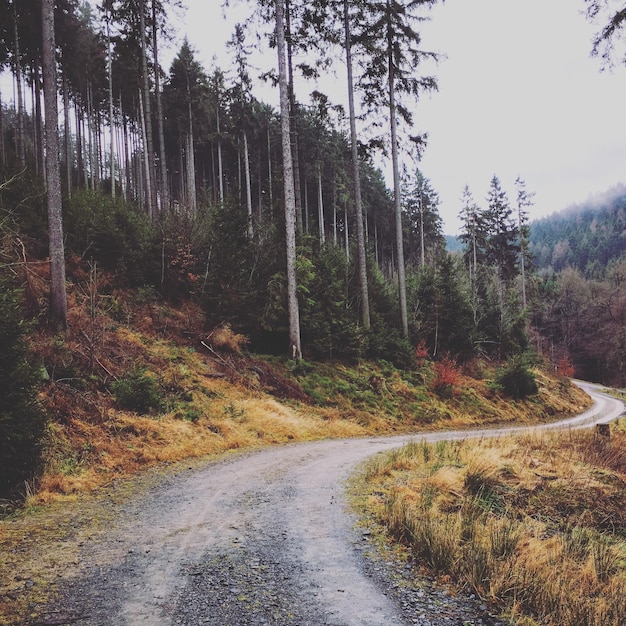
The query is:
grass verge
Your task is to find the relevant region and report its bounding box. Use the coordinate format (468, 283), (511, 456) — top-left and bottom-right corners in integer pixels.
(350, 425), (626, 626)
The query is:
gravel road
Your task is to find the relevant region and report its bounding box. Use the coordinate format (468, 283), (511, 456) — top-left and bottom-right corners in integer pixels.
(34, 382), (623, 626)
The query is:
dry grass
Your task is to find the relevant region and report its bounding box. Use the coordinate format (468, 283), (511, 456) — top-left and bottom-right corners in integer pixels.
(355, 426), (626, 626)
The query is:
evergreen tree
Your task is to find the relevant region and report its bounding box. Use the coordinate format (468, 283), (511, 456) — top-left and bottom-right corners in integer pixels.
(402, 168), (444, 269)
(0, 279), (46, 498)
(515, 176), (534, 308)
(485, 175), (519, 284)
(355, 0), (440, 338)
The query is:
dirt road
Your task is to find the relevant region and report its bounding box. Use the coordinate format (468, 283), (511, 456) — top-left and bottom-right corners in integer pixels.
(32, 382), (623, 626)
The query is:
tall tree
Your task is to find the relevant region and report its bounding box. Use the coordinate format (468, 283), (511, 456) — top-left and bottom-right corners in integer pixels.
(275, 0), (302, 359)
(458, 184), (483, 284)
(344, 0), (370, 330)
(139, 0), (156, 217)
(228, 23), (255, 237)
(41, 0), (68, 326)
(485, 175), (519, 284)
(357, 0), (439, 338)
(402, 168), (444, 269)
(163, 41), (209, 212)
(515, 176), (534, 308)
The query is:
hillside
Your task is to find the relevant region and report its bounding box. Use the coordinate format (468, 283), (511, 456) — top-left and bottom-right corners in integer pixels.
(2, 277), (590, 510)
(529, 184), (626, 275)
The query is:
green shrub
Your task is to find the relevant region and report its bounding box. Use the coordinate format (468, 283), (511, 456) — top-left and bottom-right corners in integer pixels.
(0, 281), (46, 499)
(494, 357), (538, 399)
(111, 369), (164, 414)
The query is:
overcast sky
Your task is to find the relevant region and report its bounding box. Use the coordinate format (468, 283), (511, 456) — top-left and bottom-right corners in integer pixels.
(167, 0), (626, 235)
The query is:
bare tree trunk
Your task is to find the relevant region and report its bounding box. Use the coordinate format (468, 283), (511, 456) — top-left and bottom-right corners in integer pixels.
(138, 90), (153, 218)
(62, 71), (72, 196)
(276, 0), (302, 360)
(267, 125), (273, 212)
(344, 203), (349, 259)
(419, 197), (425, 268)
(33, 63), (44, 178)
(317, 164), (325, 245)
(186, 102), (196, 214)
(216, 107), (224, 204)
(106, 11), (115, 199)
(152, 0), (169, 212)
(42, 0), (67, 327)
(13, 2), (26, 169)
(344, 0), (370, 329)
(285, 0), (303, 231)
(86, 84), (94, 190)
(388, 7), (408, 338)
(243, 131), (253, 236)
(139, 0), (156, 216)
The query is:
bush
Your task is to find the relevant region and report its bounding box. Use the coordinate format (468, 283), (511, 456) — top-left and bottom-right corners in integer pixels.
(432, 356), (461, 399)
(494, 357), (538, 399)
(64, 190), (158, 285)
(111, 369), (164, 414)
(0, 281), (46, 499)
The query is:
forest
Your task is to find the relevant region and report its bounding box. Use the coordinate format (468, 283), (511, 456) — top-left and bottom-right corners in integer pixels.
(1, 0), (626, 494)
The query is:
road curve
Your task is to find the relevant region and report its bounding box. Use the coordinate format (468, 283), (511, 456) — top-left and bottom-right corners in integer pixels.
(49, 382), (623, 626)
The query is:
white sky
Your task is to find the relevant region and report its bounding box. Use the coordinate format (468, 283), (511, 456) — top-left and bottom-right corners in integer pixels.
(170, 0), (626, 235)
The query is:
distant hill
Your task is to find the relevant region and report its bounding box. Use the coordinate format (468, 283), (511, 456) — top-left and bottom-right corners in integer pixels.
(529, 184), (626, 276)
(445, 234), (463, 253)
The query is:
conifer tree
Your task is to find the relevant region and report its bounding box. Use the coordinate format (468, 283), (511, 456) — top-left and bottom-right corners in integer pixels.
(356, 0), (440, 338)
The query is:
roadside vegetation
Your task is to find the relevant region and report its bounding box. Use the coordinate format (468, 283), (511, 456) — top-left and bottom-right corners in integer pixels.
(352, 426), (626, 626)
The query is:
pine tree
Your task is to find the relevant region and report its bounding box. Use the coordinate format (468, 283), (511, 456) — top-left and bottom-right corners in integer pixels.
(356, 0), (440, 338)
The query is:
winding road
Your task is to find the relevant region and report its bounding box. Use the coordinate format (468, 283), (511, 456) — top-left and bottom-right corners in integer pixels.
(44, 382), (623, 626)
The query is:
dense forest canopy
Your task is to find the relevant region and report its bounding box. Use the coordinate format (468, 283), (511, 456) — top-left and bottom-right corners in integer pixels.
(2, 0), (626, 495)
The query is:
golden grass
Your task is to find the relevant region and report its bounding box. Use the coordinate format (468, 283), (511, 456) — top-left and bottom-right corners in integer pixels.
(353, 425), (626, 626)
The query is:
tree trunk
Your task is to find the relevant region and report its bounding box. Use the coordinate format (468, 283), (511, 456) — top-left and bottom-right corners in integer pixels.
(216, 106), (224, 204)
(33, 62), (44, 179)
(243, 131), (253, 237)
(41, 0), (67, 327)
(139, 0), (156, 216)
(317, 164), (325, 245)
(387, 3), (408, 338)
(138, 89), (153, 218)
(267, 125), (273, 213)
(62, 71), (72, 196)
(13, 2), (26, 169)
(285, 0), (303, 231)
(186, 101), (197, 214)
(74, 104), (83, 187)
(276, 0), (302, 360)
(152, 0), (169, 211)
(106, 11), (116, 199)
(344, 0), (370, 329)
(0, 87), (5, 168)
